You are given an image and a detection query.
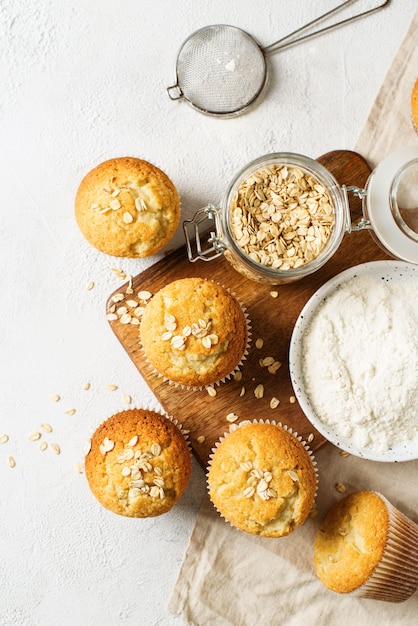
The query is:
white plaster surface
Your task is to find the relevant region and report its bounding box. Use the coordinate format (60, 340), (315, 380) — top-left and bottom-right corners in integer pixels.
(0, 1), (416, 624)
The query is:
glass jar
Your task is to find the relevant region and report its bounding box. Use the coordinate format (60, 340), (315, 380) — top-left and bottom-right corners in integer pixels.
(183, 146), (418, 285)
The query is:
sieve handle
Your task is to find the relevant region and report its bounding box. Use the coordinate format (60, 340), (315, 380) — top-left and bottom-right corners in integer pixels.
(263, 0), (390, 55)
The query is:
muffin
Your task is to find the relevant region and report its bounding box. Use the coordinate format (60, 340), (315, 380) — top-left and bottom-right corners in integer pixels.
(139, 277), (250, 388)
(314, 491), (418, 602)
(84, 408), (191, 517)
(207, 421), (317, 537)
(75, 157), (180, 257)
(412, 78), (418, 134)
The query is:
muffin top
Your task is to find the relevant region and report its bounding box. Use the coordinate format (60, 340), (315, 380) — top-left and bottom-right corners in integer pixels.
(314, 491), (389, 593)
(139, 277), (249, 387)
(85, 409), (191, 518)
(207, 422), (317, 537)
(75, 157), (180, 257)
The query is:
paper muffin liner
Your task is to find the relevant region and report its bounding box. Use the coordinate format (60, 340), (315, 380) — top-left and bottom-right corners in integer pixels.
(206, 419), (319, 531)
(84, 404), (192, 459)
(139, 280), (252, 392)
(348, 492), (418, 602)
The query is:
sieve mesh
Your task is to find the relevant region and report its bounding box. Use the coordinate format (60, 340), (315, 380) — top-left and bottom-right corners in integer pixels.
(175, 25), (267, 116)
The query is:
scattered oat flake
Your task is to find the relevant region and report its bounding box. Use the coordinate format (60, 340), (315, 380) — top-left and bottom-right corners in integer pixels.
(260, 356), (275, 367)
(50, 394), (61, 402)
(255, 338), (264, 349)
(106, 313), (118, 321)
(50, 443), (61, 455)
(112, 267), (127, 280)
(0, 434), (9, 444)
(268, 361), (282, 374)
(233, 371), (242, 382)
(270, 291), (279, 298)
(206, 386), (217, 397)
(28, 431), (41, 441)
(86, 281), (95, 291)
(40, 423), (53, 433)
(112, 293), (125, 303)
(39, 441), (48, 452)
(335, 482), (346, 493)
(84, 440), (92, 455)
(289, 396), (296, 404)
(340, 450), (350, 458)
(270, 397), (280, 409)
(83, 382), (91, 391)
(239, 386), (246, 397)
(138, 290), (152, 301)
(254, 384), (264, 399)
(307, 433), (314, 443)
(8, 456), (16, 468)
(75, 461), (84, 474)
(123, 394), (132, 404)
(65, 408), (76, 416)
(196, 435), (205, 444)
(226, 413), (239, 423)
(107, 384), (118, 391)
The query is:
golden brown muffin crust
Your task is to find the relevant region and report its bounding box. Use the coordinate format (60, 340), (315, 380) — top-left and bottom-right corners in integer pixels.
(139, 278), (249, 387)
(75, 157), (180, 257)
(314, 491), (389, 593)
(85, 409), (191, 517)
(207, 423), (317, 537)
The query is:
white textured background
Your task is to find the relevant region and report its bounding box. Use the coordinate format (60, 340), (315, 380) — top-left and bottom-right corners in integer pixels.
(0, 1), (416, 624)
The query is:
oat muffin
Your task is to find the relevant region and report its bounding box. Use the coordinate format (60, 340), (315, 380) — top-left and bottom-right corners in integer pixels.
(207, 422), (317, 537)
(139, 277), (250, 388)
(412, 78), (418, 134)
(75, 157), (180, 257)
(85, 409), (191, 517)
(314, 491), (418, 602)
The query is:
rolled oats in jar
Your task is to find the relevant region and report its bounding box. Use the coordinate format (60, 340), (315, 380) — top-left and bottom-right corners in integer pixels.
(229, 162), (335, 272)
(184, 153), (348, 285)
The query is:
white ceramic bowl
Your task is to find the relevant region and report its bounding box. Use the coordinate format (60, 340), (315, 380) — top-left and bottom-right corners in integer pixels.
(289, 260), (418, 462)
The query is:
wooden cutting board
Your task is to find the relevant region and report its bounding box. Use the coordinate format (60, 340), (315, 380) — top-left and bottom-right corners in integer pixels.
(106, 150), (390, 469)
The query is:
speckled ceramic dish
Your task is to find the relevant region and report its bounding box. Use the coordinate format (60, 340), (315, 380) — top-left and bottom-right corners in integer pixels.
(289, 260), (418, 462)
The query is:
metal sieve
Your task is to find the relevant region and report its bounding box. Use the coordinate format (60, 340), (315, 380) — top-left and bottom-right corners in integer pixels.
(167, 0), (390, 117)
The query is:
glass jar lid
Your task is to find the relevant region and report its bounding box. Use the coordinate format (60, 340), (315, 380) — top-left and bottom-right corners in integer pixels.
(365, 145), (418, 264)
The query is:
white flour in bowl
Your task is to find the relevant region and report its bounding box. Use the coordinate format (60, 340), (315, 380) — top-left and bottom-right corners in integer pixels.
(302, 273), (418, 451)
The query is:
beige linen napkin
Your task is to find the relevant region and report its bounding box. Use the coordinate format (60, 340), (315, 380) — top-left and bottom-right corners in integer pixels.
(169, 9), (418, 626)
